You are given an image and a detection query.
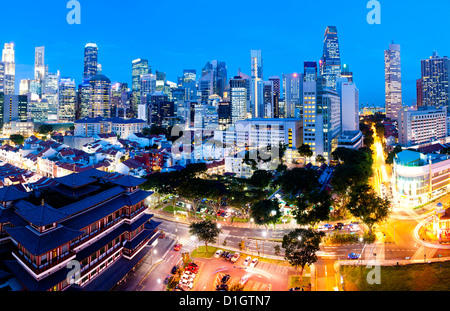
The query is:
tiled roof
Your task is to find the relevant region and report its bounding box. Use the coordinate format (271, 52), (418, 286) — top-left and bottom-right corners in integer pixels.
(0, 186), (29, 202)
(15, 201), (68, 227)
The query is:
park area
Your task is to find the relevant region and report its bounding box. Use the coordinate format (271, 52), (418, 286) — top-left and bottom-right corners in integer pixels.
(340, 261), (450, 291)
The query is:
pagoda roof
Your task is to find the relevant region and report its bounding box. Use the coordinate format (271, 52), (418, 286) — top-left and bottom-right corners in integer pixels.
(54, 173), (96, 189)
(0, 186), (29, 202)
(14, 200), (68, 227)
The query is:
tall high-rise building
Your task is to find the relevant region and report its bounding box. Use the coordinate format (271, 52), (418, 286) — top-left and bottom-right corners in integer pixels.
(416, 78), (423, 107)
(263, 81), (273, 118)
(283, 73), (302, 118)
(77, 82), (91, 120)
(201, 61), (227, 99)
(320, 26), (341, 91)
(250, 50), (264, 118)
(420, 51), (450, 109)
(35, 46), (46, 83)
(140, 74), (157, 105)
(230, 76), (249, 124)
(111, 82), (129, 117)
(181, 69), (197, 101)
(58, 78), (76, 122)
(42, 71), (60, 121)
(131, 58), (149, 115)
(2, 43), (15, 95)
(0, 94), (28, 130)
(303, 72), (341, 161)
(341, 64), (353, 83)
(89, 74), (111, 118)
(385, 42), (402, 121)
(83, 43), (98, 81)
(337, 77), (359, 132)
(304, 61), (318, 83)
(0, 61), (4, 94)
(269, 76), (280, 118)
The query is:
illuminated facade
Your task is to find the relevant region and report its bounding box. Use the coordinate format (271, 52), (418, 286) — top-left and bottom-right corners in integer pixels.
(385, 42), (402, 121)
(2, 43), (15, 95)
(283, 73), (302, 118)
(59, 78), (77, 122)
(250, 50), (264, 118)
(420, 51), (450, 109)
(320, 26), (341, 91)
(89, 74), (111, 118)
(132, 59), (149, 116)
(83, 43), (98, 80)
(394, 150), (450, 207)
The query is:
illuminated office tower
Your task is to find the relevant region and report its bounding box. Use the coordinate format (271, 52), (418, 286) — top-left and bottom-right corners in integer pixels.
(250, 50), (264, 118)
(58, 78), (76, 122)
(200, 61), (227, 100)
(283, 73), (302, 118)
(83, 43), (98, 80)
(304, 61), (317, 83)
(42, 71), (60, 121)
(77, 82), (91, 119)
(269, 76), (281, 118)
(420, 51), (450, 109)
(182, 69), (197, 101)
(35, 46), (46, 83)
(0, 61), (4, 94)
(140, 73), (157, 105)
(230, 76), (249, 124)
(19, 79), (31, 95)
(132, 58), (149, 115)
(385, 42), (402, 121)
(89, 74), (111, 118)
(2, 43), (15, 95)
(337, 77), (359, 132)
(0, 94), (28, 130)
(303, 72), (341, 162)
(263, 80), (273, 118)
(320, 26), (341, 91)
(111, 82), (129, 117)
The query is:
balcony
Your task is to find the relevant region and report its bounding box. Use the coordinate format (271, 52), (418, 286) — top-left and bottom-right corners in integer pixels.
(13, 248), (75, 276)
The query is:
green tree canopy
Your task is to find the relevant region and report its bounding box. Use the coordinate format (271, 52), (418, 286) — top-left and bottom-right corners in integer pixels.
(189, 219), (222, 252)
(294, 190), (332, 226)
(249, 170), (273, 189)
(249, 199), (282, 228)
(281, 228), (324, 273)
(274, 167), (320, 198)
(346, 184), (391, 235)
(9, 134), (24, 146)
(38, 124), (53, 135)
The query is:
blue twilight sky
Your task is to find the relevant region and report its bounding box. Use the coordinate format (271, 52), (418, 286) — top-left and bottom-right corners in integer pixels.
(2, 0), (450, 107)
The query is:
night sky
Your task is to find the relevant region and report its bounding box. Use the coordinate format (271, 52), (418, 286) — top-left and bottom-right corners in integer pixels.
(2, 0), (450, 107)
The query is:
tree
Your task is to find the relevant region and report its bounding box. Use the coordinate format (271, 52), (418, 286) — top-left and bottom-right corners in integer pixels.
(238, 240), (245, 251)
(346, 184), (391, 235)
(38, 124), (53, 135)
(189, 219), (222, 253)
(249, 199), (282, 229)
(316, 154), (326, 164)
(375, 122), (386, 141)
(294, 190), (332, 226)
(9, 134), (24, 146)
(298, 144), (313, 164)
(281, 228), (324, 276)
(274, 167), (320, 199)
(249, 170), (273, 189)
(386, 145), (402, 164)
(274, 245), (282, 256)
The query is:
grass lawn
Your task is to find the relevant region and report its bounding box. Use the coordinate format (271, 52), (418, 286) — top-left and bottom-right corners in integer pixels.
(340, 261), (450, 291)
(190, 245), (219, 258)
(289, 275), (312, 289)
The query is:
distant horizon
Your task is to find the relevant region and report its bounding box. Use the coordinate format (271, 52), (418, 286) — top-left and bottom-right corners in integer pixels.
(2, 0), (450, 108)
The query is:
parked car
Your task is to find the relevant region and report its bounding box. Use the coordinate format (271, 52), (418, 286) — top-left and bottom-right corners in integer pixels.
(226, 253), (233, 260)
(231, 252), (240, 263)
(159, 231), (166, 238)
(221, 274), (231, 284)
(239, 275), (249, 286)
(243, 256), (251, 266)
(173, 244), (182, 251)
(221, 251), (229, 258)
(171, 265), (179, 274)
(215, 249), (223, 258)
(216, 284), (229, 291)
(250, 258), (259, 268)
(348, 253), (360, 260)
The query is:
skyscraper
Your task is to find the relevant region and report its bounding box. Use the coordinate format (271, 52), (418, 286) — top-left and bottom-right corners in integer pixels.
(83, 43), (98, 81)
(35, 46), (46, 83)
(132, 58), (149, 115)
(59, 78), (76, 122)
(416, 78), (423, 107)
(420, 51), (450, 109)
(2, 43), (15, 95)
(283, 73), (302, 118)
(0, 61), (5, 94)
(42, 71), (60, 121)
(230, 76), (249, 124)
(201, 61), (227, 99)
(337, 77), (359, 132)
(304, 61), (317, 82)
(250, 50), (264, 118)
(263, 81), (273, 118)
(89, 74), (111, 118)
(0, 94), (28, 130)
(385, 42), (402, 121)
(320, 26), (341, 91)
(181, 69), (197, 101)
(269, 76), (281, 118)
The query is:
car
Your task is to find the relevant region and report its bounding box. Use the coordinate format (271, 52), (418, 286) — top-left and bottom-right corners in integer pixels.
(348, 253), (360, 260)
(216, 284), (229, 291)
(171, 265), (179, 274)
(221, 251), (229, 258)
(324, 224), (333, 230)
(185, 266), (199, 274)
(349, 224), (360, 232)
(250, 258), (259, 268)
(181, 275), (195, 283)
(239, 275), (249, 286)
(334, 223), (344, 230)
(215, 250), (223, 258)
(243, 256), (251, 266)
(221, 274), (231, 284)
(179, 279), (194, 290)
(173, 244), (182, 251)
(226, 253), (233, 260)
(231, 252), (240, 263)
(159, 231), (166, 238)
(289, 287), (301, 291)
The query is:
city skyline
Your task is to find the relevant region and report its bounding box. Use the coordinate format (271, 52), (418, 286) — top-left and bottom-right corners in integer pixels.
(2, 0), (450, 108)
